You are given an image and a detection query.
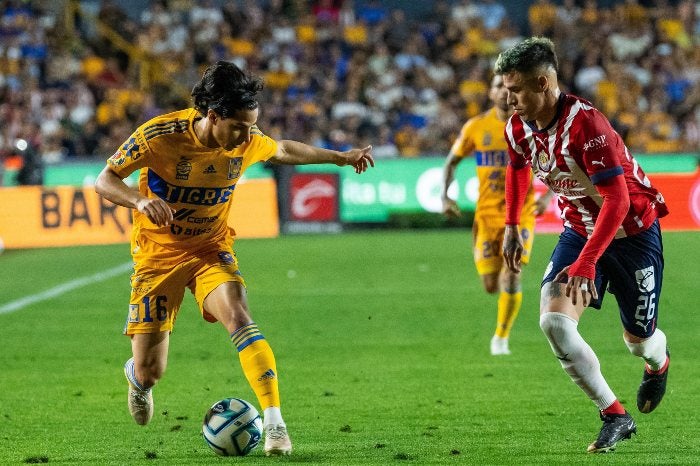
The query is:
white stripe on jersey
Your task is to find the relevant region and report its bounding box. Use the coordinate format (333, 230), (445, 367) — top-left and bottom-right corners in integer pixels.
(560, 101), (599, 237)
(505, 118), (523, 156)
(626, 146), (651, 187)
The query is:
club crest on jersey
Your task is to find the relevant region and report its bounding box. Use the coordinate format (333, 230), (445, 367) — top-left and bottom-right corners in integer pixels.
(128, 304), (139, 323)
(176, 157), (192, 180)
(228, 157), (243, 180)
(109, 150), (126, 166)
(536, 150), (554, 172)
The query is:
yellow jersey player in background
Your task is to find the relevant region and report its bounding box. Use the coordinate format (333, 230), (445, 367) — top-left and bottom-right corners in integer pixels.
(95, 61), (374, 456)
(441, 74), (550, 355)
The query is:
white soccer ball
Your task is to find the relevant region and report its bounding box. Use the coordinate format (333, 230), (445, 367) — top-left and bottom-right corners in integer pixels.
(202, 398), (263, 456)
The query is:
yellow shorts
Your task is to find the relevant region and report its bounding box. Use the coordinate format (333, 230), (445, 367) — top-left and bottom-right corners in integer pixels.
(472, 214), (536, 276)
(124, 249), (245, 335)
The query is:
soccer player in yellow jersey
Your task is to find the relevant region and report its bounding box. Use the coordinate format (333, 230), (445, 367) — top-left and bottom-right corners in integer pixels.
(441, 74), (550, 355)
(95, 61), (374, 456)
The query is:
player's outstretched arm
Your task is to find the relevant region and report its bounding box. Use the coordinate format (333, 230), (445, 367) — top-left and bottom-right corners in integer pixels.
(271, 140), (375, 174)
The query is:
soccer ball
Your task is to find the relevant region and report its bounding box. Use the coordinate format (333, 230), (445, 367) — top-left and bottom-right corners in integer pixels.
(202, 398), (263, 456)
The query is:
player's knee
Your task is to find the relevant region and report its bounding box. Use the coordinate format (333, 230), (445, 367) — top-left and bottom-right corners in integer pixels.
(481, 275), (499, 294)
(483, 283), (498, 294)
(500, 271), (521, 293)
(539, 312), (578, 344)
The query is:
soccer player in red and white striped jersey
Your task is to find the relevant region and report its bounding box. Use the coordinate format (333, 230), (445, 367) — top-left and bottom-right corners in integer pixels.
(496, 37), (671, 454)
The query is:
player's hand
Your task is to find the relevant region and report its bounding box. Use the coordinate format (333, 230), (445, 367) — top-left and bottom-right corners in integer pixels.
(136, 197), (175, 227)
(555, 265), (598, 307)
(339, 145), (375, 174)
(442, 198), (462, 218)
(502, 224), (523, 273)
(533, 192), (552, 216)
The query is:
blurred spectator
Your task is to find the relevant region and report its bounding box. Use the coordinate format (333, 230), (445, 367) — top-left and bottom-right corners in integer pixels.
(0, 0), (696, 181)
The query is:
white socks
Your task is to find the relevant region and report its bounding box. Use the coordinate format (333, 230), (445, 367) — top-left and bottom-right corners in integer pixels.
(264, 407), (284, 427)
(624, 328), (668, 371)
(539, 312), (617, 410)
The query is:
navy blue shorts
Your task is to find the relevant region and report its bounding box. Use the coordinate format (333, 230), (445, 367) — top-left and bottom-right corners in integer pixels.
(542, 220), (664, 338)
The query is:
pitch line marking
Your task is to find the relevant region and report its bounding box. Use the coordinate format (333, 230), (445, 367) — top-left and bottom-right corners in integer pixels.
(0, 261), (133, 315)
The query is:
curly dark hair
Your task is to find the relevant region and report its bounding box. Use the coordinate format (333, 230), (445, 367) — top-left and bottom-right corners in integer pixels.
(494, 37), (559, 76)
(191, 61), (264, 117)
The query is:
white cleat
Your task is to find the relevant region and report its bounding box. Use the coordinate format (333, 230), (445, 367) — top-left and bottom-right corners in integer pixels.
(490, 335), (511, 356)
(124, 364), (153, 425)
(264, 424), (292, 456)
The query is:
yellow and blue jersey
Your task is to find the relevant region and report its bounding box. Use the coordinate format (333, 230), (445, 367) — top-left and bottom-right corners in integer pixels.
(451, 108), (536, 219)
(107, 108), (277, 258)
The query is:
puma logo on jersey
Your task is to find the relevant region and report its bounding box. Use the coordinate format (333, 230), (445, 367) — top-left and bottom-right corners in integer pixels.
(635, 320), (651, 332)
(591, 158), (606, 168)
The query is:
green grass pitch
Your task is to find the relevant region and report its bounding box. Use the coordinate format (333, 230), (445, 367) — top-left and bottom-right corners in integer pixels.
(1, 229), (699, 464)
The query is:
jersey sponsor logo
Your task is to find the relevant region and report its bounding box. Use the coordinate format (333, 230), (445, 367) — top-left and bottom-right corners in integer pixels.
(173, 208), (196, 220)
(176, 157), (192, 180)
(173, 208), (217, 224)
(169, 224), (213, 236)
(148, 171), (236, 205)
(228, 157), (242, 180)
(203, 164), (217, 174)
(583, 134), (608, 151)
(475, 150), (508, 167)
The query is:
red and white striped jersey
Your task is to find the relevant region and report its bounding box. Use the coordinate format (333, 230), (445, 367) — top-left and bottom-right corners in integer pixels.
(504, 94), (668, 238)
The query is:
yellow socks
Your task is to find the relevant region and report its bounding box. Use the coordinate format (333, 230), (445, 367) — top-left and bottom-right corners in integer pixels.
(231, 323), (280, 410)
(495, 291), (522, 338)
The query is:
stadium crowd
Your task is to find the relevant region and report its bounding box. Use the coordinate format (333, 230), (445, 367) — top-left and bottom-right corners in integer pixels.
(0, 0), (698, 179)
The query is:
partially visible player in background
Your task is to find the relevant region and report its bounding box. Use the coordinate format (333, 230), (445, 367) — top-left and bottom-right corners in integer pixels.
(497, 37), (670, 453)
(442, 74), (550, 355)
(95, 61), (374, 456)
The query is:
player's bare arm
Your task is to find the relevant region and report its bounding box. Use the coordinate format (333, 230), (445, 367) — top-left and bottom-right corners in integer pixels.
(270, 140), (375, 174)
(95, 166), (175, 227)
(502, 224), (523, 273)
(441, 152), (462, 218)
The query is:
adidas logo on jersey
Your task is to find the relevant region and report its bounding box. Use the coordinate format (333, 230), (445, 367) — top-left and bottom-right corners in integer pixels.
(203, 164), (217, 174)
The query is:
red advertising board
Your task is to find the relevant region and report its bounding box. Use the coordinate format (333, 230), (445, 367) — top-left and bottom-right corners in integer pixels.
(288, 173), (339, 222)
